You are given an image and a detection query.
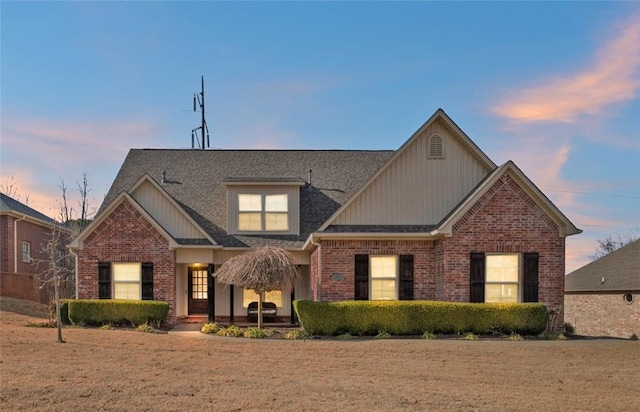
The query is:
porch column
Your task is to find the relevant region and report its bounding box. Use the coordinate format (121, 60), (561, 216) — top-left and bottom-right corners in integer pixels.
(208, 264), (215, 322)
(229, 285), (235, 324)
(290, 288), (297, 325)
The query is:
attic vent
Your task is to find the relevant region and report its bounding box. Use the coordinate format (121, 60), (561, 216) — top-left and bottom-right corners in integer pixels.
(429, 135), (444, 158)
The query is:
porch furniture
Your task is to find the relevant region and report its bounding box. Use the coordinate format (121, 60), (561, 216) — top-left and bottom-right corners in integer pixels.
(247, 301), (277, 323)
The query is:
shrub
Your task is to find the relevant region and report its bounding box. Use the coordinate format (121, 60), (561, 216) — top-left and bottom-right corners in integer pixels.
(564, 322), (575, 336)
(422, 331), (436, 340)
(216, 325), (243, 337)
(283, 329), (310, 340)
(136, 323), (157, 333)
(244, 327), (267, 339)
(375, 331), (392, 339)
(504, 332), (524, 341)
(462, 332), (479, 341)
(99, 324), (114, 331)
(25, 321), (55, 328)
(67, 299), (169, 327)
(200, 322), (219, 334)
(337, 332), (353, 340)
(293, 300), (548, 336)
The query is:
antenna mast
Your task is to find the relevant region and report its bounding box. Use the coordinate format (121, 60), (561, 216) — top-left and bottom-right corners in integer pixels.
(191, 76), (209, 149)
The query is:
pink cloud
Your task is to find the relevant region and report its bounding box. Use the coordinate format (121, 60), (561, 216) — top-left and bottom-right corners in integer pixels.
(492, 14), (640, 123)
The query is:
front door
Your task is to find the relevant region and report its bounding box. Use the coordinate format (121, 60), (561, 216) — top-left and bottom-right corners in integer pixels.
(188, 267), (208, 314)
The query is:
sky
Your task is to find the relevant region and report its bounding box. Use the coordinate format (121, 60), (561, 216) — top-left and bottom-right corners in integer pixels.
(1, 1), (639, 274)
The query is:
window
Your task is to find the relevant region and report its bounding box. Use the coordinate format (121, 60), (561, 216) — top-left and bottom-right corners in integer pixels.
(22, 241), (31, 262)
(242, 289), (283, 308)
(485, 254), (519, 303)
(238, 194), (289, 232)
(354, 255), (414, 301)
(469, 252), (539, 303)
(429, 135), (444, 158)
(100, 262), (154, 300)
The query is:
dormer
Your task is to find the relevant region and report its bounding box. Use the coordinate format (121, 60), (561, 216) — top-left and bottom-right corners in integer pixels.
(222, 177), (306, 235)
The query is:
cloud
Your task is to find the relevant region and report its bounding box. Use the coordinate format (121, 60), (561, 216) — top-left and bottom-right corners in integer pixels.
(1, 115), (160, 215)
(492, 13), (640, 123)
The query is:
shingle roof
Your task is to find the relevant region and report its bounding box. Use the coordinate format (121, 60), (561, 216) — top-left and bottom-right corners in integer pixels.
(565, 239), (640, 292)
(0, 192), (56, 224)
(102, 149), (394, 249)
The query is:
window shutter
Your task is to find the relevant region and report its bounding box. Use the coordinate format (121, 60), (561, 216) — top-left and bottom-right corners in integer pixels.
(98, 262), (111, 299)
(141, 262), (154, 300)
(470, 252), (485, 303)
(354, 254), (369, 300)
(523, 253), (539, 302)
(399, 255), (414, 300)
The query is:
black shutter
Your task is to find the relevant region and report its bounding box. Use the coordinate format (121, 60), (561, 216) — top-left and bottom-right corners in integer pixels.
(399, 255), (414, 300)
(354, 254), (369, 300)
(523, 253), (539, 302)
(141, 262), (154, 300)
(98, 262), (111, 299)
(470, 252), (485, 303)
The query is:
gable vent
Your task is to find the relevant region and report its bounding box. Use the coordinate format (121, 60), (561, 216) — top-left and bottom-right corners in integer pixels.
(429, 135), (444, 158)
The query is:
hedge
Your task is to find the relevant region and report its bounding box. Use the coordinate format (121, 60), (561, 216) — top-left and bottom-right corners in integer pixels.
(67, 299), (170, 327)
(293, 300), (548, 336)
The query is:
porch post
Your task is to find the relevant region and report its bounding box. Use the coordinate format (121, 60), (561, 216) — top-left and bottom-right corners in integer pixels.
(290, 288), (297, 325)
(208, 264), (215, 322)
(229, 284), (235, 324)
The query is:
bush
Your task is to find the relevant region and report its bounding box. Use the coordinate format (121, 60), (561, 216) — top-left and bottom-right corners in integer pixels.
(200, 322), (219, 334)
(67, 299), (169, 327)
(375, 331), (392, 339)
(422, 331), (436, 340)
(136, 323), (157, 333)
(564, 322), (575, 336)
(293, 300), (548, 336)
(216, 325), (243, 337)
(462, 332), (479, 340)
(48, 299), (72, 325)
(504, 332), (524, 341)
(283, 329), (310, 340)
(244, 327), (267, 339)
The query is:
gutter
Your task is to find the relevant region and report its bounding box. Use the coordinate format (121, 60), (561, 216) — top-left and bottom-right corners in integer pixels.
(13, 215), (27, 272)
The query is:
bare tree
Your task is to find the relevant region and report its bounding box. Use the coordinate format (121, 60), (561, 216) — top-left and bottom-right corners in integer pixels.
(215, 246), (298, 328)
(1, 175), (29, 205)
(590, 232), (639, 261)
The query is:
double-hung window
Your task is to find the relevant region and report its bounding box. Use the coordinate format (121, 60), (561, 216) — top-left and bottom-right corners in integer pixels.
(99, 262), (154, 300)
(22, 241), (31, 262)
(470, 252), (539, 303)
(370, 256), (398, 300)
(238, 194), (288, 232)
(485, 254), (519, 303)
(355, 254), (414, 301)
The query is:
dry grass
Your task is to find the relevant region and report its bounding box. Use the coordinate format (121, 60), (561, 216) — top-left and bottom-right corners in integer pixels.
(1, 298), (639, 411)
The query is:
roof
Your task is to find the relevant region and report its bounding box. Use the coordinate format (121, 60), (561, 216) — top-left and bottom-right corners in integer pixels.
(565, 239), (640, 292)
(100, 149), (394, 249)
(0, 192), (56, 225)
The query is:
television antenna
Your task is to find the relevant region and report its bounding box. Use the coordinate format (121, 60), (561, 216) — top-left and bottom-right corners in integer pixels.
(191, 76), (209, 149)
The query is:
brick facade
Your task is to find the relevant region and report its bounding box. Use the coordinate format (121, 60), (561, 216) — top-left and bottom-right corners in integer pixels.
(76, 199), (177, 324)
(0, 215), (54, 275)
(565, 293), (639, 339)
(310, 172), (566, 329)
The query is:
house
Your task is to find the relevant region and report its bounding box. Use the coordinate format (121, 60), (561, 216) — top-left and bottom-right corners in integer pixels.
(1, 193), (59, 303)
(69, 109), (581, 327)
(565, 239), (639, 339)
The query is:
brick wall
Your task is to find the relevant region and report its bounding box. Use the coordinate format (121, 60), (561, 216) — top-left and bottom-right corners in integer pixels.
(447, 173), (566, 328)
(0, 271), (51, 304)
(315, 239), (435, 301)
(0, 215), (55, 275)
(565, 292), (639, 339)
(76, 199), (177, 324)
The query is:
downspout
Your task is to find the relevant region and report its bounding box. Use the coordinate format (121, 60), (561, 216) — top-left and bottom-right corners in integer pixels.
(13, 215), (27, 273)
(69, 248), (79, 299)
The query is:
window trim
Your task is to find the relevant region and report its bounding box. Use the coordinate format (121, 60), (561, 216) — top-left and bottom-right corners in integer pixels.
(484, 253), (521, 303)
(237, 193), (290, 233)
(369, 255), (399, 301)
(22, 241), (31, 263)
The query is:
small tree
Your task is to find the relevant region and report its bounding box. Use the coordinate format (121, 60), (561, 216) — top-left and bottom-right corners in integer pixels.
(590, 232), (638, 261)
(215, 246), (298, 328)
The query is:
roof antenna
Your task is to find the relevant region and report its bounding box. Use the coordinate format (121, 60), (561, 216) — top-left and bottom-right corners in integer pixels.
(191, 76), (209, 150)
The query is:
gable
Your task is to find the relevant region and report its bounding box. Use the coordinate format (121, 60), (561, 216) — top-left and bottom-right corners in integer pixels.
(129, 177), (212, 242)
(329, 113), (495, 226)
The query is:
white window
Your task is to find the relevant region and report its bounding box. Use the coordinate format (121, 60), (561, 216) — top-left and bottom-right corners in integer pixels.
(238, 194), (289, 232)
(113, 262), (141, 300)
(370, 256), (398, 300)
(22, 241), (31, 262)
(485, 254), (519, 303)
(242, 289), (283, 308)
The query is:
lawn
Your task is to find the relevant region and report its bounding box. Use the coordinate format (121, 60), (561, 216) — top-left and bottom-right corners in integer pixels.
(0, 298), (638, 411)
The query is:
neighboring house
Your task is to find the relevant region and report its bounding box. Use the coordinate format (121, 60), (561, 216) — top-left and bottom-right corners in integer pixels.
(565, 239), (639, 339)
(0, 193), (62, 303)
(69, 109), (581, 326)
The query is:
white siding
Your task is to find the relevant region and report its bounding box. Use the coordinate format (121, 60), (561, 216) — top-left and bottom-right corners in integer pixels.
(131, 180), (206, 239)
(334, 118), (492, 225)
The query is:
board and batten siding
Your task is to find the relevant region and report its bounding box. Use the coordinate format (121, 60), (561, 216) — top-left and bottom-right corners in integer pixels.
(130, 180), (207, 240)
(334, 119), (493, 225)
